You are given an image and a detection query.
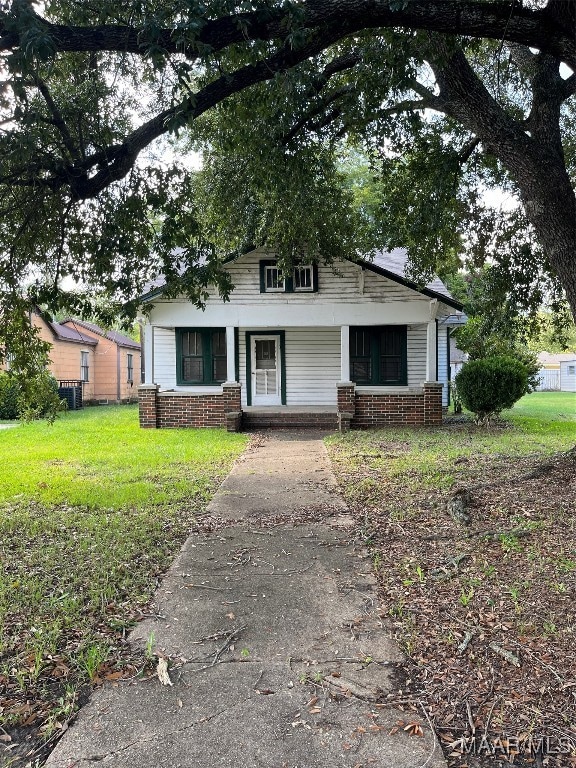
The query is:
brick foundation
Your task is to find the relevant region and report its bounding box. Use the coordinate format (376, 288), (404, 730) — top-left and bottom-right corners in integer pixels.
(138, 384), (159, 428)
(337, 382), (444, 428)
(138, 383), (243, 430)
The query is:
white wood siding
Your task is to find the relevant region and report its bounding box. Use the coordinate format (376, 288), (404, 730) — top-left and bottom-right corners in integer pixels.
(153, 326), (176, 389)
(146, 250), (454, 328)
(560, 360), (576, 392)
(406, 324), (427, 387)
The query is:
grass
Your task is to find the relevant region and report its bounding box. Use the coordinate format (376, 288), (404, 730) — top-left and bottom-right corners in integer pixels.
(326, 391), (576, 765)
(0, 406), (248, 754)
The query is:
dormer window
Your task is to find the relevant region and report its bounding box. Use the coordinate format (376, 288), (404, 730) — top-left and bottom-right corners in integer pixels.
(294, 266), (313, 291)
(260, 260), (318, 293)
(265, 264), (285, 291)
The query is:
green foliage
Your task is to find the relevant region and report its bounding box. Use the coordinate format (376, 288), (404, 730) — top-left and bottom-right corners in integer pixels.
(455, 355), (529, 424)
(0, 372), (19, 420)
(0, 301), (64, 421)
(0, 370), (63, 422)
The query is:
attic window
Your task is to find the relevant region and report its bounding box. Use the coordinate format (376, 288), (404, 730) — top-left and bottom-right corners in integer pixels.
(259, 260), (318, 293)
(265, 265), (285, 291)
(294, 266), (313, 291)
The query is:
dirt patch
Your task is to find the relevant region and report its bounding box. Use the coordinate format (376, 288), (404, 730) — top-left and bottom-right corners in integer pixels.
(329, 435), (576, 768)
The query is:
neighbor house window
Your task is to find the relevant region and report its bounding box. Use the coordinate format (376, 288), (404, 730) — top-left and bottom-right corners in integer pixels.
(350, 326), (407, 386)
(80, 351), (89, 382)
(260, 260), (318, 292)
(127, 353), (134, 384)
(568, 365), (576, 376)
(176, 328), (227, 386)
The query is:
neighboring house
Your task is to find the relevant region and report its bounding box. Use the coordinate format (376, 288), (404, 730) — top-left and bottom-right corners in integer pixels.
(30, 310), (140, 404)
(535, 352), (576, 391)
(559, 359), (576, 392)
(138, 248), (464, 430)
(449, 336), (468, 381)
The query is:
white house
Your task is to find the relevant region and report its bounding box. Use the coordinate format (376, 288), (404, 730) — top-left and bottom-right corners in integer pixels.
(560, 359), (576, 392)
(138, 248), (464, 430)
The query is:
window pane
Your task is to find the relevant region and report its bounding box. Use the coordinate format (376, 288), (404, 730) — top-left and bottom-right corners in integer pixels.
(295, 267), (312, 289)
(351, 360), (371, 382)
(213, 357), (227, 382)
(265, 266), (284, 290)
(212, 331), (226, 356)
(351, 330), (370, 357)
(183, 358), (203, 381)
(380, 358), (401, 381)
(380, 329), (402, 355)
(256, 339), (276, 369)
(183, 331), (202, 357)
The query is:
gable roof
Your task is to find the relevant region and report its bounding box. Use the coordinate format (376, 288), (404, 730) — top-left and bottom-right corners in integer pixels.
(35, 310), (98, 346)
(140, 247), (463, 310)
(357, 249), (461, 309)
(60, 319), (140, 350)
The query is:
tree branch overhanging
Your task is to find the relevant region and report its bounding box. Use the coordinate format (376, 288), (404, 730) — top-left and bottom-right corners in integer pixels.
(2, 1), (576, 70)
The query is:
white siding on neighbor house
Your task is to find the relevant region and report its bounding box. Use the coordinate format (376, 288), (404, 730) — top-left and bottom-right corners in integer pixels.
(437, 326), (450, 406)
(560, 360), (576, 392)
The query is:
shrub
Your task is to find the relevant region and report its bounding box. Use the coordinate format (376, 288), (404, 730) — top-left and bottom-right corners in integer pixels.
(0, 371), (64, 422)
(0, 372), (20, 419)
(455, 355), (529, 425)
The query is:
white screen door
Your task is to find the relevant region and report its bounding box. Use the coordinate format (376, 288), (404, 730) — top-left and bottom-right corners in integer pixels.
(251, 335), (281, 405)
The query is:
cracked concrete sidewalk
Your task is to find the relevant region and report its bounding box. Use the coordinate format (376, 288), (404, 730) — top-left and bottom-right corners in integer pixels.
(46, 430), (445, 768)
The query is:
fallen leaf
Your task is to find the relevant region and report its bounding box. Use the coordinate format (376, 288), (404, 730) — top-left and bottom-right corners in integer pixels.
(156, 658), (173, 686)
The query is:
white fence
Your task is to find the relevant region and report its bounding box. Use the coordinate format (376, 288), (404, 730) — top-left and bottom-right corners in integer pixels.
(536, 369), (560, 391)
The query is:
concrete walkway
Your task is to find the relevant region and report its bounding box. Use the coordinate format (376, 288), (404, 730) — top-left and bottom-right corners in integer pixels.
(46, 431), (445, 768)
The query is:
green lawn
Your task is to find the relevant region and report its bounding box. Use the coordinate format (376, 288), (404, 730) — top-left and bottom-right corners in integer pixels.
(502, 389), (576, 428)
(0, 406), (248, 748)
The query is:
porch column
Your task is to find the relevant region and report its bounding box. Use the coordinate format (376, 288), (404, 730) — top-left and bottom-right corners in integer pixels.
(426, 319), (438, 382)
(340, 325), (350, 382)
(143, 321), (154, 385)
(226, 326), (236, 383)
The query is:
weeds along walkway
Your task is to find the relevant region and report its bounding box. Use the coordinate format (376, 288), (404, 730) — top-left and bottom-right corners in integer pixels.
(46, 431), (445, 768)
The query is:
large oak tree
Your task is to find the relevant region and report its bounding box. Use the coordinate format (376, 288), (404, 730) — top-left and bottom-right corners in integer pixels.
(1, 0), (576, 368)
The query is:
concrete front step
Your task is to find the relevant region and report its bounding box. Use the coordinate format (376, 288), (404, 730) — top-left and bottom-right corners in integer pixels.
(241, 411), (339, 430)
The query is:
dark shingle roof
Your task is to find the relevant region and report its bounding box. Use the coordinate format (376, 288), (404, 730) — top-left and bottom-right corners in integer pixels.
(47, 319), (98, 345)
(60, 319), (140, 350)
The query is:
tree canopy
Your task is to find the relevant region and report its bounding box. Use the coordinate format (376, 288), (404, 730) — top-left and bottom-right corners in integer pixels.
(1, 0), (576, 372)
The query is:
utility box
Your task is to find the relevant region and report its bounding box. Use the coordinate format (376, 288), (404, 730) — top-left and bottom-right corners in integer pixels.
(58, 380), (84, 410)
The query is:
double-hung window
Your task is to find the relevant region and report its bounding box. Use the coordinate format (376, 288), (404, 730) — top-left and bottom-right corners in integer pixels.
(350, 326), (407, 386)
(127, 353), (134, 384)
(176, 329), (227, 386)
(80, 351), (89, 382)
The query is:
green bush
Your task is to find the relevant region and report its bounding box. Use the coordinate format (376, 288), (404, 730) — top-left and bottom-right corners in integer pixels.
(0, 372), (20, 419)
(0, 371), (64, 422)
(455, 355), (529, 425)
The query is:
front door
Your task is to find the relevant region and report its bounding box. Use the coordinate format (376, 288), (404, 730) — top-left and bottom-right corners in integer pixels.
(251, 335), (281, 405)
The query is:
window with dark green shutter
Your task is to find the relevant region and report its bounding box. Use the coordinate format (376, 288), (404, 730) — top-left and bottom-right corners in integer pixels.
(176, 328), (227, 385)
(350, 326), (407, 386)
